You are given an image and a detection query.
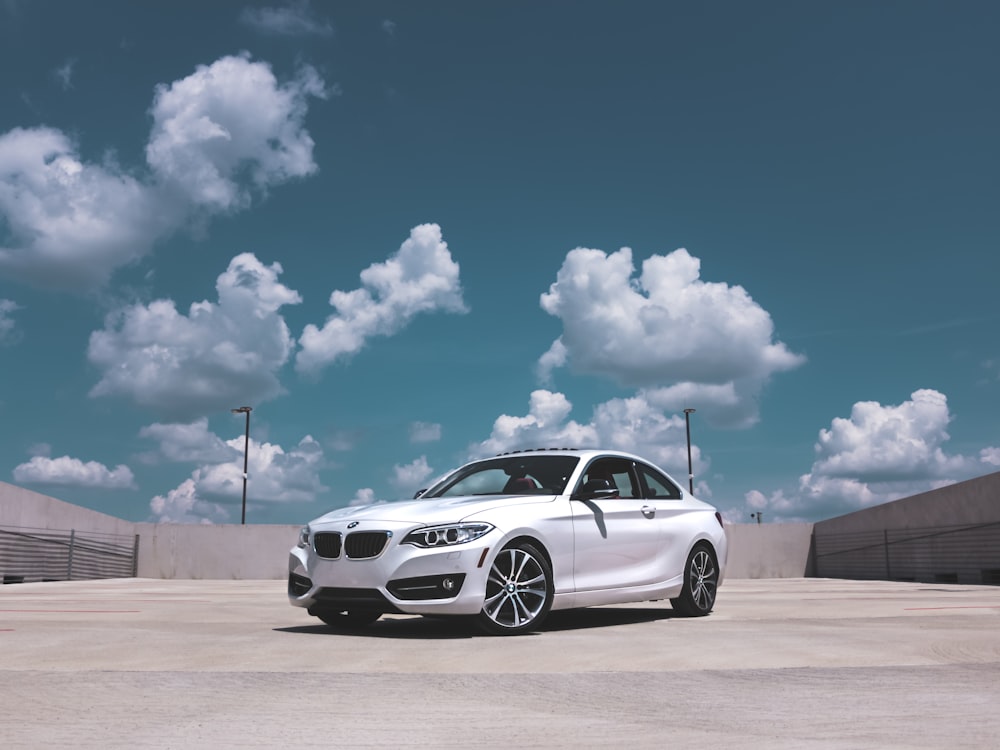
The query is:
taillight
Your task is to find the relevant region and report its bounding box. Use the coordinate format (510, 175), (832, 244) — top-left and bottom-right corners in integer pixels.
(715, 512), (724, 528)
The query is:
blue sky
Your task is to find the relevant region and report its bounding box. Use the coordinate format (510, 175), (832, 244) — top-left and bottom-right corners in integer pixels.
(1, 1), (998, 525)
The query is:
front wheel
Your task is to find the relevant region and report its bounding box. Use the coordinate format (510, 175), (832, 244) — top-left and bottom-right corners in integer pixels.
(475, 542), (553, 635)
(670, 544), (718, 617)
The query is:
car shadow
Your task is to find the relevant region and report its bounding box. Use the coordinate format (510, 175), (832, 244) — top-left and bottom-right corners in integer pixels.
(274, 606), (677, 639)
(543, 606), (677, 631)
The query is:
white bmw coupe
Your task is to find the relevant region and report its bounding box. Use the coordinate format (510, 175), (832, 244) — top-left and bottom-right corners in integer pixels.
(289, 449), (727, 635)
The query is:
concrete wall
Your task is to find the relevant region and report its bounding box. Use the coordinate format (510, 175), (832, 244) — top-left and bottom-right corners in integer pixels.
(724, 522), (814, 578)
(1, 481), (817, 580)
(8, 472), (998, 582)
(813, 470), (1000, 534)
(2, 479), (815, 579)
(134, 521), (813, 580)
(0, 481), (137, 536)
(134, 523), (300, 579)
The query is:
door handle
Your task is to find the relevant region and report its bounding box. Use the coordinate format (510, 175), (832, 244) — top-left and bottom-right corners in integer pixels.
(641, 505), (656, 519)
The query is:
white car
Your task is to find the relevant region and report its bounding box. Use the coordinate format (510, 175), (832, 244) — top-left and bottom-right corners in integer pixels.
(289, 449), (727, 635)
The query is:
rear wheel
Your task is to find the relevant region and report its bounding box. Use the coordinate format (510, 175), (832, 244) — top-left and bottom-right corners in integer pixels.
(475, 542), (553, 635)
(316, 609), (382, 629)
(670, 544), (718, 617)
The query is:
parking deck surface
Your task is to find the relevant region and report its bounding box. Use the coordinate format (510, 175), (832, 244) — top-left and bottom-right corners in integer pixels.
(2, 578), (998, 748)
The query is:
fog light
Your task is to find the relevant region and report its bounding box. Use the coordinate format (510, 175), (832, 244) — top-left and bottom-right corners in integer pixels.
(442, 577), (456, 591)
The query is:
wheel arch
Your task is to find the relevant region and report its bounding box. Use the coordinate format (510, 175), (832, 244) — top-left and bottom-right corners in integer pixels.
(500, 534), (553, 571)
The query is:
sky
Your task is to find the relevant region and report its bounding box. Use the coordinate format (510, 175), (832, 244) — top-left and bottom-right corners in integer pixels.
(1, 1), (998, 526)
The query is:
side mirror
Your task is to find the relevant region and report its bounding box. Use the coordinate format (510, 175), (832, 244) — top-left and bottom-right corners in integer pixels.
(573, 478), (619, 500)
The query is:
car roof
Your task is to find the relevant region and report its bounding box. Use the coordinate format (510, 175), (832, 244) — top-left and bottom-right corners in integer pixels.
(491, 448), (647, 462)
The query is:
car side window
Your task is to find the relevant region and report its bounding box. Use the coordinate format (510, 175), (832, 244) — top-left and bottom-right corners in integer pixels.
(579, 459), (641, 499)
(638, 464), (682, 499)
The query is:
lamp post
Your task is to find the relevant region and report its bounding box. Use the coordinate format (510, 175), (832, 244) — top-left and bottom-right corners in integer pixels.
(231, 406), (252, 525)
(683, 408), (696, 494)
(751, 511), (763, 525)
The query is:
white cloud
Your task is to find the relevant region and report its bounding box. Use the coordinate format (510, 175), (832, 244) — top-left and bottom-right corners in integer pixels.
(240, 1), (333, 36)
(13, 455), (135, 489)
(409, 421), (441, 443)
(349, 488), (382, 507)
(148, 428), (327, 522)
(0, 127), (166, 288)
(538, 246), (804, 427)
(808, 389), (970, 482)
(147, 53), (328, 212)
(745, 390), (994, 521)
(0, 298), (19, 344)
(88, 252), (301, 418)
(0, 54), (327, 290)
(138, 418), (236, 463)
(391, 456), (434, 492)
(471, 389), (703, 483)
(297, 223), (468, 373)
(382, 19), (397, 36)
(193, 433), (326, 503)
(981, 447), (1000, 466)
(150, 478), (229, 524)
(53, 58), (76, 90)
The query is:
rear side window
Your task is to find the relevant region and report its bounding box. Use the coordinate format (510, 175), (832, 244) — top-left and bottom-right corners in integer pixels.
(638, 464), (681, 499)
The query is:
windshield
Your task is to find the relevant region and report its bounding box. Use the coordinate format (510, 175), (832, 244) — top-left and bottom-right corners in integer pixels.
(423, 455), (580, 498)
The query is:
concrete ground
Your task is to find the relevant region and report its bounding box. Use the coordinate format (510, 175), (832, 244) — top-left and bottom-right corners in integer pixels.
(1, 578), (998, 749)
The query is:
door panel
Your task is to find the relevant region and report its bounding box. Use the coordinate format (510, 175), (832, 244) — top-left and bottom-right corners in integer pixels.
(571, 497), (664, 591)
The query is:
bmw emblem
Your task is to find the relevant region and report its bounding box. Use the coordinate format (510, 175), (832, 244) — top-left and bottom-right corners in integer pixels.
(347, 521), (359, 529)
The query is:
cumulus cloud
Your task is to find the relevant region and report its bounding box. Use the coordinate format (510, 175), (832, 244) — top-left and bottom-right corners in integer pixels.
(146, 426), (327, 522)
(745, 390), (996, 521)
(808, 389), (970, 482)
(147, 53), (328, 213)
(193, 433), (326, 503)
(240, 1), (333, 36)
(88, 252), (301, 418)
(138, 418), (236, 463)
(391, 456), (434, 492)
(0, 298), (19, 344)
(296, 223), (468, 373)
(409, 421), (441, 443)
(150, 478), (229, 524)
(0, 127), (166, 288)
(13, 454), (135, 489)
(538, 247), (804, 427)
(349, 488), (383, 507)
(472, 390), (703, 482)
(0, 54), (327, 290)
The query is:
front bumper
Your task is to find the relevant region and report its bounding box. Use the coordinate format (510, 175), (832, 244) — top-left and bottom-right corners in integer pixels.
(288, 522), (502, 617)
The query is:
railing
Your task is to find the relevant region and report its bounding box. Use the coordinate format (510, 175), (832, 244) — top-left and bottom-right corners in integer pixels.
(813, 521), (1000, 585)
(0, 525), (138, 583)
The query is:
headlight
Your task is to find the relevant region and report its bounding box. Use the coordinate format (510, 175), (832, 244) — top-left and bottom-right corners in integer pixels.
(297, 525), (311, 548)
(402, 522), (494, 548)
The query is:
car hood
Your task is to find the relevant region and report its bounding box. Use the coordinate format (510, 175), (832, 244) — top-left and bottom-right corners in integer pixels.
(308, 494), (555, 527)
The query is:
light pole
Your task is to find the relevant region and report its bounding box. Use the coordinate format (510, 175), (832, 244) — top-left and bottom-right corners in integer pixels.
(683, 408), (696, 494)
(231, 406), (252, 525)
(751, 511), (763, 525)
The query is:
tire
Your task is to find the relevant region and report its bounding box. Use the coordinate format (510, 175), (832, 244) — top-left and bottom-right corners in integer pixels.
(670, 544), (719, 617)
(316, 609), (382, 629)
(475, 542), (553, 635)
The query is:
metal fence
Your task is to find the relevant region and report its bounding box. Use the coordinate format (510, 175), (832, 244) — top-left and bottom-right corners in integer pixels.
(813, 521), (1000, 585)
(0, 525), (138, 584)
